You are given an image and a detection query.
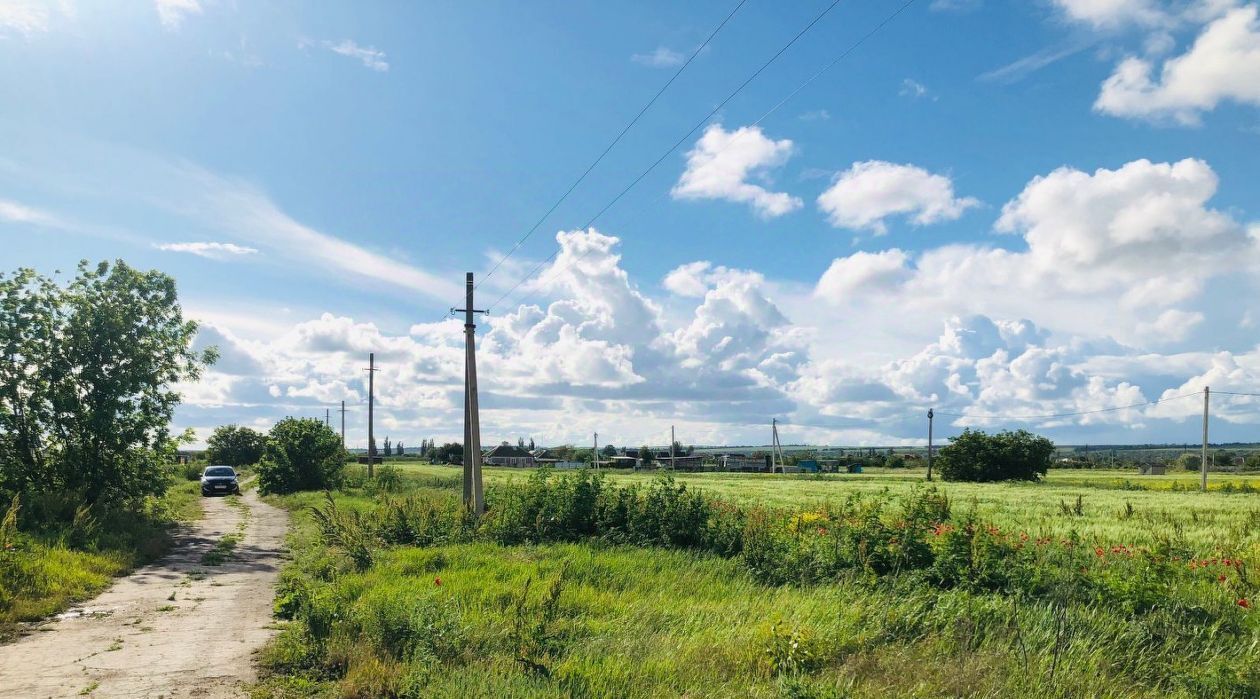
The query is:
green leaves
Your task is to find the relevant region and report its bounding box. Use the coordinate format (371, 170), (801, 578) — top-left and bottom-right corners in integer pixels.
(257, 418), (345, 494)
(937, 429), (1055, 482)
(206, 424), (267, 467)
(0, 260), (211, 505)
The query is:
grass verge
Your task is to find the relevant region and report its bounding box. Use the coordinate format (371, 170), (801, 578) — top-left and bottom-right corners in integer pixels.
(251, 468), (1260, 697)
(0, 479), (204, 640)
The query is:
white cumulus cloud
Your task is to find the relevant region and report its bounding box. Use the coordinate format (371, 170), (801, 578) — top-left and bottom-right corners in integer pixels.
(817, 161), (979, 234)
(672, 124), (802, 218)
(815, 250), (911, 303)
(1051, 0), (1166, 29)
(1094, 5), (1260, 124)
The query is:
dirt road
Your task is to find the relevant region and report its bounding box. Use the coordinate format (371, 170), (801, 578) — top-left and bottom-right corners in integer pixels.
(0, 489), (288, 699)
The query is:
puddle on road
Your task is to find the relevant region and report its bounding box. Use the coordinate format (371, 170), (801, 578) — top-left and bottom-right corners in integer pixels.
(55, 607), (115, 621)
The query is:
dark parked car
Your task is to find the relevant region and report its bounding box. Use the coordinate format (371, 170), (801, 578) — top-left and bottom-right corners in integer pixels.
(200, 465), (241, 496)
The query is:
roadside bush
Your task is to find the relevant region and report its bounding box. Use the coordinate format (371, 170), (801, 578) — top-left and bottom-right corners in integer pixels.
(257, 418), (345, 495)
(0, 262), (213, 507)
(937, 429), (1054, 482)
(205, 424), (266, 468)
(177, 461), (203, 481)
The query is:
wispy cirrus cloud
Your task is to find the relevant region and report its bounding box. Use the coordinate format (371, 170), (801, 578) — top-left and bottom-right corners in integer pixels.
(154, 0), (202, 30)
(979, 39), (1095, 83)
(156, 241), (260, 260)
(631, 46), (686, 68)
(0, 198), (59, 226)
(323, 39), (389, 72)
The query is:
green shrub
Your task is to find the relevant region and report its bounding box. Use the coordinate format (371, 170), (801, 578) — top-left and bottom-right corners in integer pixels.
(205, 424), (266, 468)
(937, 429), (1054, 482)
(177, 461), (203, 481)
(257, 418), (345, 495)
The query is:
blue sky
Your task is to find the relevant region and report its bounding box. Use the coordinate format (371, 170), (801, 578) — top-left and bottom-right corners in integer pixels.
(3, 0), (1260, 449)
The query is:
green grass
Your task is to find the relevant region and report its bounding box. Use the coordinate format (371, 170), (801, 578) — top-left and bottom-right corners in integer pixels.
(397, 463), (1260, 551)
(254, 466), (1260, 698)
(0, 478), (204, 639)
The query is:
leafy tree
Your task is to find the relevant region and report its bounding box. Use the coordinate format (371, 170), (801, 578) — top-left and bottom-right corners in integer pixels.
(937, 429), (1054, 482)
(0, 261), (213, 505)
(396, 441), (404, 456)
(528, 437), (535, 451)
(601, 443), (617, 458)
(1176, 453), (1202, 471)
(205, 425), (266, 468)
(383, 437), (391, 457)
(256, 418), (344, 494)
(431, 442), (464, 464)
(639, 445), (655, 468)
(518, 437), (525, 449)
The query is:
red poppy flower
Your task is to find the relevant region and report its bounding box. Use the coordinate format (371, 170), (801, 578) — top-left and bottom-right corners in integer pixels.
(434, 576), (442, 587)
(1219, 574), (1227, 583)
(1238, 598), (1250, 609)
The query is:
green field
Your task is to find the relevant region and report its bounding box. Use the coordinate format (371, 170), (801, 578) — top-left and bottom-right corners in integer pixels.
(254, 464), (1260, 698)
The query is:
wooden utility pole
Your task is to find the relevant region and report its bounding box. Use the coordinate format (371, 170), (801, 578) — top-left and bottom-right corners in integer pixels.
(364, 353), (379, 477)
(926, 408), (934, 482)
(338, 401), (347, 449)
(454, 272), (487, 514)
(325, 408), (330, 428)
(1201, 386), (1210, 492)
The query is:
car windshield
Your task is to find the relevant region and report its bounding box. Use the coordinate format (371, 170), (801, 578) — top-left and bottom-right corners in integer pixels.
(204, 467), (235, 477)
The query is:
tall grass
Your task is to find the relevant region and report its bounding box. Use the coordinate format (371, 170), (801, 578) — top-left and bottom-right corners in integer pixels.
(0, 478), (201, 639)
(256, 469), (1260, 697)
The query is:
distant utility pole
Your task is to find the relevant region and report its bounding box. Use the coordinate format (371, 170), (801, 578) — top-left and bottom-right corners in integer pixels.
(593, 432), (599, 470)
(365, 352), (379, 478)
(926, 408), (934, 482)
(338, 401), (347, 449)
(770, 418), (786, 474)
(670, 425), (676, 470)
(1201, 386), (1210, 492)
(325, 408), (330, 428)
(453, 272), (487, 515)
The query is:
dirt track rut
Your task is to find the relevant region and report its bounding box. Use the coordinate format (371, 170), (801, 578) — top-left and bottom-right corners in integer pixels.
(0, 489), (288, 698)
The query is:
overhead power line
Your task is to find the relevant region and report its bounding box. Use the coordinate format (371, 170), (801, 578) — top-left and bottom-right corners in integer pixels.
(934, 390), (1202, 421)
(489, 0), (919, 313)
(485, 0), (853, 311)
(474, 0), (751, 290)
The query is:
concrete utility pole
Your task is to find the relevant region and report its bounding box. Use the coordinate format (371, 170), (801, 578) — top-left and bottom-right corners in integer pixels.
(770, 418), (786, 474)
(365, 352), (379, 478)
(338, 401), (347, 449)
(593, 432), (599, 470)
(926, 408), (934, 482)
(1201, 386), (1210, 492)
(454, 272), (487, 515)
(670, 425), (676, 470)
(325, 408), (330, 428)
